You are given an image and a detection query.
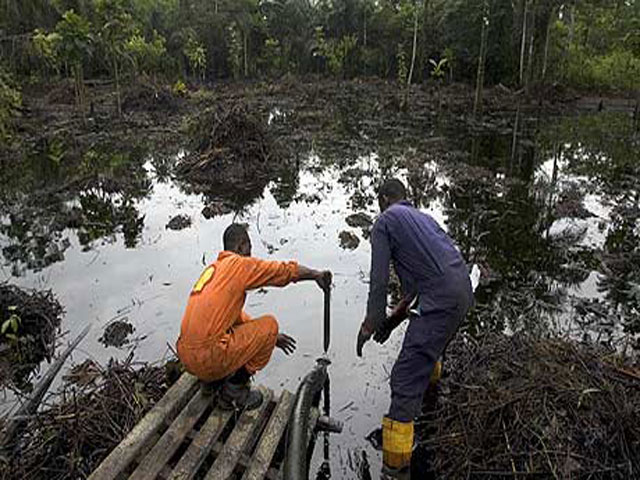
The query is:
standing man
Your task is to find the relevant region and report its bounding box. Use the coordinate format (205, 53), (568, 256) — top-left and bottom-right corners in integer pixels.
(356, 179), (473, 476)
(178, 223), (332, 411)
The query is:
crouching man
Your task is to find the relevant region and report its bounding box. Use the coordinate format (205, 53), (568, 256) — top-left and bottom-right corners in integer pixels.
(177, 223), (331, 411)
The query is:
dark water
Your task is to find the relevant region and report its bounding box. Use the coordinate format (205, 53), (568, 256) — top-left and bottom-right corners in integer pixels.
(1, 104), (638, 477)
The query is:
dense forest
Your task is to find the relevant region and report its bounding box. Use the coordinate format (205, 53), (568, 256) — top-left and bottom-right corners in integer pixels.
(1, 0), (639, 126)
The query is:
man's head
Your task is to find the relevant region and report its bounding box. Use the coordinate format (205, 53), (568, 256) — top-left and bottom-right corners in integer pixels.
(223, 223), (251, 256)
(378, 178), (407, 212)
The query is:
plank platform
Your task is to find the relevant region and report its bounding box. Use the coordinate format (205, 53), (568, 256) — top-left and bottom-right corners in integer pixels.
(89, 374), (293, 480)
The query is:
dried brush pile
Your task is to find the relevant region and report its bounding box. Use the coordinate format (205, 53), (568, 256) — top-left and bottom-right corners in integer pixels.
(1, 355), (169, 480)
(0, 284), (63, 389)
(176, 103), (285, 196)
(418, 333), (640, 479)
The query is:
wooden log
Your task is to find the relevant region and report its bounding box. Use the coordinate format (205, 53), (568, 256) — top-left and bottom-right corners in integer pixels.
(168, 408), (233, 480)
(88, 373), (199, 480)
(129, 389), (211, 480)
(0, 324), (91, 450)
(204, 388), (273, 480)
(242, 390), (293, 480)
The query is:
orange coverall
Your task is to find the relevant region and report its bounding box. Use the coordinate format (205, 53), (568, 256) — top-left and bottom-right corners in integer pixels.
(177, 251), (299, 382)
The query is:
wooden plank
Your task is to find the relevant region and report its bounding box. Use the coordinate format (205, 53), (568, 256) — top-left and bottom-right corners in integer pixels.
(88, 373), (199, 480)
(130, 389), (211, 480)
(242, 391), (293, 480)
(168, 409), (233, 480)
(204, 388), (274, 480)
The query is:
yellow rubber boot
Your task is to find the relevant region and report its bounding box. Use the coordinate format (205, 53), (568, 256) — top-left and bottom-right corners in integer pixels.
(429, 360), (442, 385)
(382, 417), (414, 472)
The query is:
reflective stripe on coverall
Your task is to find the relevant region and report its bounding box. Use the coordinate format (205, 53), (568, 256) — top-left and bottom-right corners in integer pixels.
(177, 251), (299, 382)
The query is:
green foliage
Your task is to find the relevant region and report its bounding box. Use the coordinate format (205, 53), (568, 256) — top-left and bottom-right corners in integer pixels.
(228, 23), (243, 79)
(172, 79), (187, 96)
(126, 31), (167, 75)
(429, 58), (449, 80)
(315, 27), (358, 78)
(54, 9), (93, 66)
(261, 37), (283, 76)
(2, 306), (22, 338)
(47, 138), (66, 165)
(397, 43), (408, 84)
(3, 0), (640, 90)
(567, 47), (640, 92)
(32, 29), (61, 71)
(0, 68), (22, 143)
(95, 0), (136, 71)
(39, 9), (94, 111)
(184, 35), (207, 81)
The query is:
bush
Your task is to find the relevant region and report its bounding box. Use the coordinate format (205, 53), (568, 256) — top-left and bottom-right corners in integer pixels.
(567, 46), (640, 92)
(126, 30), (168, 75)
(0, 68), (22, 144)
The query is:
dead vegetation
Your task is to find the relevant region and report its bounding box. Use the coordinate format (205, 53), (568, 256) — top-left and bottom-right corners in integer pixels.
(0, 354), (171, 480)
(0, 284), (64, 390)
(176, 103), (288, 201)
(418, 332), (640, 479)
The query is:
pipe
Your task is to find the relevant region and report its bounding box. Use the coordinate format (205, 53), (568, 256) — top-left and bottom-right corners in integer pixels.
(283, 358), (330, 480)
(316, 415), (343, 434)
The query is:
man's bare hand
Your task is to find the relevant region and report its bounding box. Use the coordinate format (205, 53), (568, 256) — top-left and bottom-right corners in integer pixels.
(315, 270), (332, 292)
(392, 294), (414, 320)
(356, 321), (374, 357)
(276, 333), (297, 355)
(373, 322), (393, 345)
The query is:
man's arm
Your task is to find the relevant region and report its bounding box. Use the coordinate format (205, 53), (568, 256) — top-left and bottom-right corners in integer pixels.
(298, 265), (332, 291)
(357, 219), (392, 357)
(373, 292), (415, 344)
(242, 257), (330, 291)
(364, 221), (392, 332)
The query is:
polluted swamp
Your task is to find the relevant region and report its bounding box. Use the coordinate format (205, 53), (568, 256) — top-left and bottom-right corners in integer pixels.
(0, 79), (639, 479)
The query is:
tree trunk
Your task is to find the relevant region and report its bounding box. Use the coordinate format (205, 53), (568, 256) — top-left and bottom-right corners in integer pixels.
(569, 5), (575, 47)
(407, 6), (419, 88)
(404, 6), (419, 108)
(363, 8), (367, 47)
(474, 0), (490, 118)
(542, 12), (552, 81)
(526, 24), (534, 89)
(243, 30), (248, 78)
(74, 63), (86, 122)
(519, 0), (529, 85)
(511, 101), (521, 167)
(114, 57), (122, 118)
(422, 0), (432, 65)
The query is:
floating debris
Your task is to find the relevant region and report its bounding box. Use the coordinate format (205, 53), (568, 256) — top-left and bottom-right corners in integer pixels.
(99, 320), (135, 348)
(345, 212), (373, 229)
(201, 201), (233, 219)
(165, 214), (192, 231)
(339, 231), (360, 250)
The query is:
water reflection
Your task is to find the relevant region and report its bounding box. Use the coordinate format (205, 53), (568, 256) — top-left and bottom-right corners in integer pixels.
(0, 144), (153, 274)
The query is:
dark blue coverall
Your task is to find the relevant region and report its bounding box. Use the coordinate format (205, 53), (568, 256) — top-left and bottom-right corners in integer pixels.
(367, 201), (473, 422)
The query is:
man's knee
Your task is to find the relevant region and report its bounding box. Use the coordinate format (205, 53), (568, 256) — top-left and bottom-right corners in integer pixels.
(260, 314), (279, 336)
(389, 393), (421, 422)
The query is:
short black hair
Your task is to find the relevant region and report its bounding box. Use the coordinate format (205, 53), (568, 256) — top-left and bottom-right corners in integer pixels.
(379, 178), (406, 201)
(223, 223), (249, 251)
